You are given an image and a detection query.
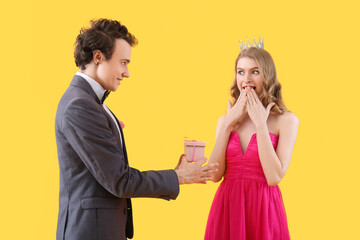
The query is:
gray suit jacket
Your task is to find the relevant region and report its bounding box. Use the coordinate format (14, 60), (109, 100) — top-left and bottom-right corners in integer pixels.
(55, 75), (179, 240)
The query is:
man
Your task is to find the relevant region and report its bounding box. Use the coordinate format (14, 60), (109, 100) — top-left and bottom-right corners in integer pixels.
(55, 19), (217, 240)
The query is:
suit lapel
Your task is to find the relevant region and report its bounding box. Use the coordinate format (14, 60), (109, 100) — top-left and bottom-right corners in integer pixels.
(107, 107), (133, 238)
(107, 108), (129, 164)
(70, 75), (125, 156)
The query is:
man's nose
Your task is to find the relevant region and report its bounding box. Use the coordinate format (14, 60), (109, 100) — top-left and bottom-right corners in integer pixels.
(122, 69), (130, 78)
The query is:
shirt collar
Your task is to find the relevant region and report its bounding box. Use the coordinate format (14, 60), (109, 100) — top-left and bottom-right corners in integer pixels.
(76, 71), (105, 102)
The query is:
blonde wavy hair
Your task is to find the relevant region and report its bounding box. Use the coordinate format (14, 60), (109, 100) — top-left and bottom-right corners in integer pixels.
(230, 47), (287, 114)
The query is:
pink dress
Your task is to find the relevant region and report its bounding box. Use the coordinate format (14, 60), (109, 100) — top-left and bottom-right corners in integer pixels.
(204, 131), (290, 240)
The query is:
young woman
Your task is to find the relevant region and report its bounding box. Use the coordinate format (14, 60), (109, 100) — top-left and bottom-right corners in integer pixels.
(205, 47), (299, 240)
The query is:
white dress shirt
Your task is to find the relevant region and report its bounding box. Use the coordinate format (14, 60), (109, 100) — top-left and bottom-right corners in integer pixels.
(76, 71), (123, 147)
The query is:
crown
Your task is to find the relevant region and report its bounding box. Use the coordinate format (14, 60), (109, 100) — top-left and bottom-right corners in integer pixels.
(238, 37), (264, 50)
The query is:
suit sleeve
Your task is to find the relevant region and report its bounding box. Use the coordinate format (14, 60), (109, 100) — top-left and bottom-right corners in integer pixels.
(61, 97), (179, 200)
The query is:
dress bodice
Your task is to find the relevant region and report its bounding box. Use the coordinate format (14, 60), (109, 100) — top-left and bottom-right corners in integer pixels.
(224, 131), (279, 183)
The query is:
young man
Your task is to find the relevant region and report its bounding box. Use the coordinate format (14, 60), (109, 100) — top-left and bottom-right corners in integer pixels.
(55, 19), (217, 240)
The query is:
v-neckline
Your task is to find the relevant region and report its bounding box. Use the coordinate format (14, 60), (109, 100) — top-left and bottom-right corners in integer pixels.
(233, 131), (278, 156)
(235, 132), (256, 156)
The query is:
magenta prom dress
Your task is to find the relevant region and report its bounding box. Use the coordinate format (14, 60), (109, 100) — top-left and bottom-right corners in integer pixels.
(204, 131), (290, 240)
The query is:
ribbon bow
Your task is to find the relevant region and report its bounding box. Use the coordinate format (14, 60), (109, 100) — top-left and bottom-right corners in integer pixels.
(184, 137), (199, 162)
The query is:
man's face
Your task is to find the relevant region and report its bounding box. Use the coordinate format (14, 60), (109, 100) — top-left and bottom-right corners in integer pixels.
(97, 39), (131, 91)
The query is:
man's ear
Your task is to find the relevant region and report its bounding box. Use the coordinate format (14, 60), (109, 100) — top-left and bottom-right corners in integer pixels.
(93, 50), (103, 65)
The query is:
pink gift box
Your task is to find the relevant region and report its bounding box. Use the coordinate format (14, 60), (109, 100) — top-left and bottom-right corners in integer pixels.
(184, 140), (206, 162)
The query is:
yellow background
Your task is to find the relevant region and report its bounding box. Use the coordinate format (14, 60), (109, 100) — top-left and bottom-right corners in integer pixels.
(1, 0), (359, 239)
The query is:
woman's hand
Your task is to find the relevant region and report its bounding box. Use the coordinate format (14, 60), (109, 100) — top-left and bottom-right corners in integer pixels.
(246, 88), (275, 128)
(224, 88), (248, 129)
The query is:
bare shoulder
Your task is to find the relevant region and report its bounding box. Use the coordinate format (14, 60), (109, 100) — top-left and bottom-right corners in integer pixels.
(268, 112), (298, 135)
(279, 111), (299, 125)
(278, 111), (299, 135)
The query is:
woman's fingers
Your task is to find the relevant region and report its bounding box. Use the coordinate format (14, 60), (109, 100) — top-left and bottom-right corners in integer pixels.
(266, 102), (276, 113)
(234, 89), (244, 107)
(229, 89), (246, 115)
(227, 100), (233, 111)
(247, 88), (255, 107)
(246, 100), (253, 121)
(250, 88), (260, 104)
(246, 93), (252, 110)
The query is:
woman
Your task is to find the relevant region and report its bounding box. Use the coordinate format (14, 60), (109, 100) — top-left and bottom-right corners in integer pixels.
(205, 46), (299, 240)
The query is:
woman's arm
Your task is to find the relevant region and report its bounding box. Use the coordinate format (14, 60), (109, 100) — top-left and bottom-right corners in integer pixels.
(209, 88), (248, 182)
(246, 88), (299, 185)
(208, 116), (232, 182)
(256, 112), (299, 186)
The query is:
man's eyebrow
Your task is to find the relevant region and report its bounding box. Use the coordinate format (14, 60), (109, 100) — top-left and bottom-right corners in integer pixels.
(121, 59), (130, 63)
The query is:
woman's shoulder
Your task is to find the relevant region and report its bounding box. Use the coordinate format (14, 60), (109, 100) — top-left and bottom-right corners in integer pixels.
(276, 111), (299, 134)
(279, 111), (299, 124)
(270, 111), (298, 134)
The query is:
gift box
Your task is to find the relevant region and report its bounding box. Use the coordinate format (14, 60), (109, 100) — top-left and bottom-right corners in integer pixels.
(184, 140), (206, 162)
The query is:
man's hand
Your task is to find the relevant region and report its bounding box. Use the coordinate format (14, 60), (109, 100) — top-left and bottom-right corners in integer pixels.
(174, 154), (219, 184)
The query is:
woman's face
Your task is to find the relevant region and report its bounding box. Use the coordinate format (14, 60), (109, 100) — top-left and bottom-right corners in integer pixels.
(236, 57), (264, 96)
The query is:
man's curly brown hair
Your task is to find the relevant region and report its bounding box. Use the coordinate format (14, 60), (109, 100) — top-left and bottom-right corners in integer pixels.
(74, 19), (138, 70)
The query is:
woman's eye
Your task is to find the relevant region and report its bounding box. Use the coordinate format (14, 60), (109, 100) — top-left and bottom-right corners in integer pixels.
(238, 71), (244, 75)
(252, 70), (259, 74)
